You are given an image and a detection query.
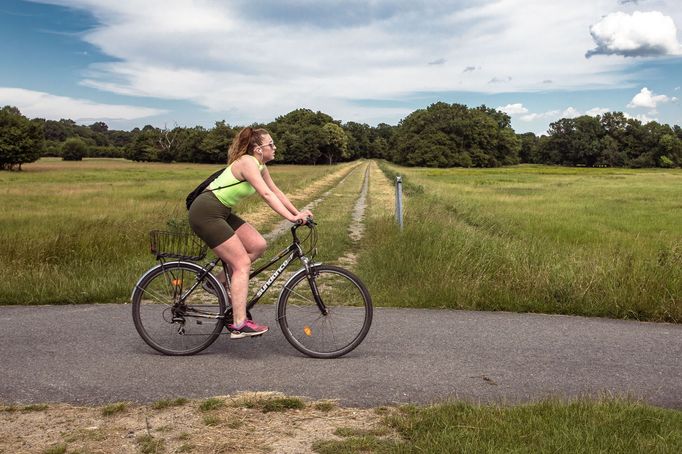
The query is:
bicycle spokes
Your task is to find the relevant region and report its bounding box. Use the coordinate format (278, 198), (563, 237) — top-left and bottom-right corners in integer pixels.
(277, 265), (372, 358)
(132, 262), (227, 355)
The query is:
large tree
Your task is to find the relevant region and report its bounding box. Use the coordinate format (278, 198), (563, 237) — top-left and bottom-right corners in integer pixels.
(126, 125), (160, 162)
(319, 122), (349, 165)
(268, 109), (337, 164)
(61, 137), (87, 161)
(343, 121), (371, 160)
(198, 121), (236, 164)
(174, 126), (208, 163)
(393, 102), (519, 167)
(0, 106), (44, 170)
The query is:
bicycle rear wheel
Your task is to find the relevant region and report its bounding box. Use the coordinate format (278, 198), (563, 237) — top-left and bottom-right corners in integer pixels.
(132, 261), (227, 355)
(277, 264), (372, 358)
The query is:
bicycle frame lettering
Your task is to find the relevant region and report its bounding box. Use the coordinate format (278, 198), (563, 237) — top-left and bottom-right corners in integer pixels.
(254, 254), (294, 299)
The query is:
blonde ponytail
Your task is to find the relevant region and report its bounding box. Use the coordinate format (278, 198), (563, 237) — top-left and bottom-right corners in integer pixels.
(227, 127), (269, 165)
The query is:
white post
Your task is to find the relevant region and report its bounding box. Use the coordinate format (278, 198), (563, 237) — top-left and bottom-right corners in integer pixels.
(395, 176), (403, 230)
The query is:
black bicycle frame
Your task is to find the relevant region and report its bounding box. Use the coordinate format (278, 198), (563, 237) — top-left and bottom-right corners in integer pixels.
(245, 224), (326, 314)
(246, 240), (303, 309)
(170, 223), (326, 315)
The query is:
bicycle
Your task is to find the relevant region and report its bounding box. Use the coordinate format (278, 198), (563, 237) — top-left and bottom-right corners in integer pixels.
(131, 219), (373, 358)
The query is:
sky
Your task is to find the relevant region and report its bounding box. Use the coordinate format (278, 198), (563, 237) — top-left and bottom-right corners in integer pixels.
(0, 0), (680, 134)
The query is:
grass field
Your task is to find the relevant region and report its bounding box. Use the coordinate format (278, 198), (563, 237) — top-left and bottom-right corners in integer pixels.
(0, 158), (354, 305)
(357, 162), (682, 322)
(1, 158), (680, 322)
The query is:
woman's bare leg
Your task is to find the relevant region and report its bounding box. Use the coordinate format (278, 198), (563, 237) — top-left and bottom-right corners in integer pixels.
(211, 235), (251, 326)
(234, 222), (267, 262)
(213, 223), (266, 287)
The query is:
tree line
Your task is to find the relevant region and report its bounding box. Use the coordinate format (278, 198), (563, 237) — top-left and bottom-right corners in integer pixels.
(1, 102), (681, 170)
(520, 113), (682, 168)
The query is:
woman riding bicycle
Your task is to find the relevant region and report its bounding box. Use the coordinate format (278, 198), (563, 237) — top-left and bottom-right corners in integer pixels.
(188, 127), (313, 339)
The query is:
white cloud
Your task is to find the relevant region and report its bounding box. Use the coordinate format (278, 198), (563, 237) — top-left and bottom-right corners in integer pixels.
(519, 106), (610, 122)
(520, 110), (560, 122)
(586, 10), (682, 57)
(22, 0), (636, 123)
(627, 87), (671, 108)
(624, 111), (658, 123)
(497, 103), (528, 114)
(585, 107), (610, 116)
(0, 87), (166, 121)
(562, 107), (581, 118)
(21, 1), (682, 126)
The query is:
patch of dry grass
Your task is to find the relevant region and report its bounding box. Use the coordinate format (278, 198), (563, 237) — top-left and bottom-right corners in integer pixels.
(0, 393), (386, 454)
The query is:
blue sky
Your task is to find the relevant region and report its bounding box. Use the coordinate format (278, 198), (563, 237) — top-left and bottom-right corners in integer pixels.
(1, 0), (680, 134)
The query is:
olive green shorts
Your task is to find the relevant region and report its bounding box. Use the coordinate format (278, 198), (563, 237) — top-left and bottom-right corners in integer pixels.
(188, 191), (246, 249)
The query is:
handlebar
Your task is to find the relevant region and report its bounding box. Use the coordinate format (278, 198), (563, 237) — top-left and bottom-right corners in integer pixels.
(291, 216), (316, 245)
(295, 216), (316, 227)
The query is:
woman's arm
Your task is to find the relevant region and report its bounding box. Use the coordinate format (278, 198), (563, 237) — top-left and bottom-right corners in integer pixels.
(261, 167), (299, 215)
(234, 157), (309, 223)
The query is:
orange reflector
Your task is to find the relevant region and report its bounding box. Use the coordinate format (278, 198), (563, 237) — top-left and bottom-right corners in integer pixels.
(172, 279), (182, 286)
(304, 326), (312, 336)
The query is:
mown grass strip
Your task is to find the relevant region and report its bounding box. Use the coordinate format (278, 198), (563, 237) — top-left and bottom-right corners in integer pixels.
(251, 162), (369, 304)
(262, 160), (363, 242)
(292, 160), (368, 265)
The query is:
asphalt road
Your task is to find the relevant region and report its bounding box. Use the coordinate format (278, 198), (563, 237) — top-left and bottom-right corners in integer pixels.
(1, 304), (680, 409)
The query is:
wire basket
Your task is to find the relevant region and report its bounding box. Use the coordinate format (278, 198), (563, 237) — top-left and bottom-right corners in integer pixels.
(149, 230), (208, 261)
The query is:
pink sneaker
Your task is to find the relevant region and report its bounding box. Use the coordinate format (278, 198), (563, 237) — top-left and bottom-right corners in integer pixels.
(227, 319), (269, 339)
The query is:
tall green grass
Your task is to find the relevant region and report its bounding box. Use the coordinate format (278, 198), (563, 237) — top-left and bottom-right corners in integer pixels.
(0, 158), (350, 304)
(313, 398), (682, 453)
(357, 162), (681, 322)
(4, 158), (680, 321)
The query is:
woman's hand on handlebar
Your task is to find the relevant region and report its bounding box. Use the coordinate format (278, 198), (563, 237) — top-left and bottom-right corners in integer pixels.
(291, 211), (313, 225)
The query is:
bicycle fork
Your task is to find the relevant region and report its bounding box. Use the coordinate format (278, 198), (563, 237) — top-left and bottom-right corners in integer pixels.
(301, 258), (329, 316)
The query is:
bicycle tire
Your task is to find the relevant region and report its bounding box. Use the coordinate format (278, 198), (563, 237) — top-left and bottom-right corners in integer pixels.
(131, 261), (227, 355)
(277, 264), (372, 358)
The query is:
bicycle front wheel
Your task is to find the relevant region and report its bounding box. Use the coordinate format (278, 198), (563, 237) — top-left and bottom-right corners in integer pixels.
(131, 261), (226, 355)
(277, 264), (372, 358)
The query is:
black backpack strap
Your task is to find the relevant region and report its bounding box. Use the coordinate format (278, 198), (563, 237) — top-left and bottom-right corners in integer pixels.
(186, 169), (246, 210)
(205, 180), (245, 192)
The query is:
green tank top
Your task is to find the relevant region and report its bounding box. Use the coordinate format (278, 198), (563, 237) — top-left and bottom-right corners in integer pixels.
(208, 155), (265, 207)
